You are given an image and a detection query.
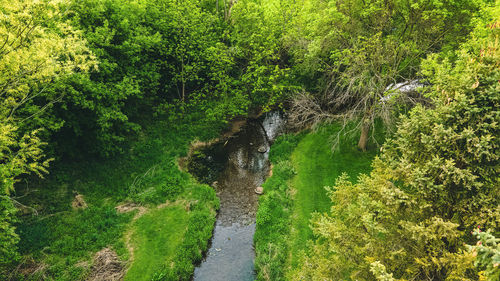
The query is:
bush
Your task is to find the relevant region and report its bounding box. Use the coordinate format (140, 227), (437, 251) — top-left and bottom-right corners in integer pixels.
(0, 196), (19, 277)
(294, 12), (500, 280)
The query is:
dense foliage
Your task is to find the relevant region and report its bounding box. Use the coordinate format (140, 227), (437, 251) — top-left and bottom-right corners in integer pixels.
(0, 0), (287, 275)
(0, 0), (94, 269)
(287, 0), (487, 150)
(0, 0), (498, 279)
(293, 7), (500, 280)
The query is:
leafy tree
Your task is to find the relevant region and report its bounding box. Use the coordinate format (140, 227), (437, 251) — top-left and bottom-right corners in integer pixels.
(287, 0), (485, 150)
(0, 0), (93, 271)
(44, 0), (248, 157)
(230, 0), (298, 111)
(0, 0), (94, 191)
(294, 7), (499, 280)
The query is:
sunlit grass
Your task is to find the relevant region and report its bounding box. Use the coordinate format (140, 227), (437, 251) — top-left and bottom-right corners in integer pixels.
(287, 124), (377, 268)
(125, 204), (188, 281)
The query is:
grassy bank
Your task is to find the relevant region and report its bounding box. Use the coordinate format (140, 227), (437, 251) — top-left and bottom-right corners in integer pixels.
(13, 116), (222, 280)
(254, 124), (378, 280)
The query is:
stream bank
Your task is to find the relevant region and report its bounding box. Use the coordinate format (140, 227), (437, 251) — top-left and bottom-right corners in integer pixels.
(188, 112), (285, 281)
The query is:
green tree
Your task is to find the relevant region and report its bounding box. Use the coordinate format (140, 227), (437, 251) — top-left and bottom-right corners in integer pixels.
(287, 0), (485, 150)
(230, 0), (298, 111)
(294, 7), (499, 280)
(45, 0), (247, 157)
(0, 0), (93, 271)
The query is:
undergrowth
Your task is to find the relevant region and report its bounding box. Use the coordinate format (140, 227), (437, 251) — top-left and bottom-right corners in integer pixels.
(254, 133), (304, 281)
(11, 115), (224, 280)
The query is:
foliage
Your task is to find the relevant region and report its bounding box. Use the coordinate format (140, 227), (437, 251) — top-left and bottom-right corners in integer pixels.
(0, 0), (93, 273)
(254, 124), (377, 281)
(468, 228), (500, 280)
(293, 11), (500, 280)
(2, 0), (499, 280)
(0, 0), (93, 192)
(0, 196), (18, 270)
(287, 0), (486, 150)
(230, 0), (299, 110)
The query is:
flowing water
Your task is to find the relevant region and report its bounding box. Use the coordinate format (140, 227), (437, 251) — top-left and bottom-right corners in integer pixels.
(192, 112), (285, 281)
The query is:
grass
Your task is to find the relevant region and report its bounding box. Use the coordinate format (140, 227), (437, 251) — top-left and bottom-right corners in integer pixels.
(254, 133), (304, 281)
(288, 124), (376, 268)
(125, 204), (188, 280)
(254, 123), (381, 281)
(13, 115), (223, 280)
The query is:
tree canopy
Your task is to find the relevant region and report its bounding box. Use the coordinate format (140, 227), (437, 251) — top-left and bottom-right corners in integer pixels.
(0, 0), (498, 279)
(293, 6), (500, 279)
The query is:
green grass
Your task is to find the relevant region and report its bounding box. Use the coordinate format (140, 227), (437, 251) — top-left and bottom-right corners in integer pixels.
(13, 116), (222, 280)
(288, 124), (376, 268)
(254, 123), (381, 281)
(125, 205), (188, 280)
(125, 182), (218, 281)
(254, 133), (304, 281)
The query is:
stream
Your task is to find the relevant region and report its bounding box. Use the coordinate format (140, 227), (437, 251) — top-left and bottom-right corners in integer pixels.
(190, 112), (285, 281)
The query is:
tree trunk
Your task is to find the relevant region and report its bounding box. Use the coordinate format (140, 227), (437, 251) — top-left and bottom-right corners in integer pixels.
(358, 120), (370, 152)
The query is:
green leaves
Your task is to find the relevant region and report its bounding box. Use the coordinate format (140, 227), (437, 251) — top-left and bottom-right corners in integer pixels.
(0, 196), (18, 268)
(468, 229), (500, 280)
(294, 8), (499, 280)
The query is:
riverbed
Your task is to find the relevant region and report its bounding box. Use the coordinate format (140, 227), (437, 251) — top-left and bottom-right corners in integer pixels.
(191, 112), (284, 281)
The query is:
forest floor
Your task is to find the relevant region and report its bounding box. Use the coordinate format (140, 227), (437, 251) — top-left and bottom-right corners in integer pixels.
(13, 116), (222, 281)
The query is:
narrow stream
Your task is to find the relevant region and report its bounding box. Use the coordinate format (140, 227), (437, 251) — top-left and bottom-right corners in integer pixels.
(190, 112), (284, 281)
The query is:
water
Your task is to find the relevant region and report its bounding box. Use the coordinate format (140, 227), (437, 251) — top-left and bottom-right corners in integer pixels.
(381, 79), (424, 103)
(192, 112), (285, 281)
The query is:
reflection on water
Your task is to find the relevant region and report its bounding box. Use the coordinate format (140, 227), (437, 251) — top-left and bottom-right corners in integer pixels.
(193, 112), (284, 281)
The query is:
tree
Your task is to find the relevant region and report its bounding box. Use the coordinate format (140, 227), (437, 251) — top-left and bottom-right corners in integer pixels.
(46, 0), (249, 157)
(0, 0), (94, 191)
(294, 7), (499, 279)
(230, 0), (298, 111)
(287, 0), (485, 151)
(0, 0), (93, 270)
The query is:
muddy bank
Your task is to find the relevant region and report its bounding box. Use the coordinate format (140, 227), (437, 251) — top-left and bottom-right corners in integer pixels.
(189, 112), (285, 281)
